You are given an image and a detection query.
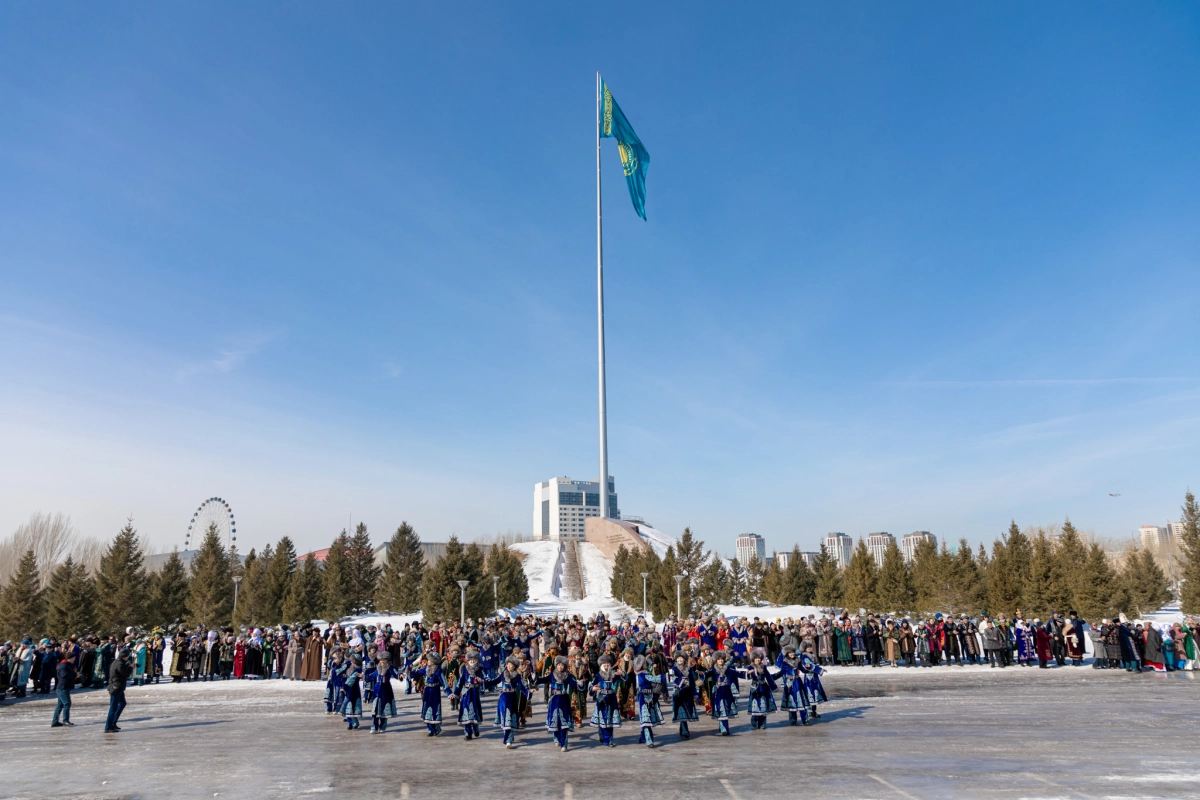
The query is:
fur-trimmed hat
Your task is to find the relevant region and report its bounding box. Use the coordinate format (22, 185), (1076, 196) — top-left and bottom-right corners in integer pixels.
(633, 655), (647, 672)
(465, 648), (480, 661)
(377, 651), (391, 661)
(425, 654), (441, 668)
(554, 655), (568, 668)
(598, 654), (614, 667)
(505, 657), (520, 670)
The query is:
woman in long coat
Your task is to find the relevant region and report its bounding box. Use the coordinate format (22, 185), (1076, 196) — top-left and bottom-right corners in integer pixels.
(284, 634), (304, 679)
(302, 632), (324, 681)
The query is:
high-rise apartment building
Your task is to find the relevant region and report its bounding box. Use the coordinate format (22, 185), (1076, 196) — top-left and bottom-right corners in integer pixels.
(865, 532), (895, 566)
(824, 532), (853, 569)
(533, 476), (618, 542)
(1168, 522), (1186, 542)
(1139, 524), (1170, 549)
(736, 533), (766, 565)
(901, 531), (937, 563)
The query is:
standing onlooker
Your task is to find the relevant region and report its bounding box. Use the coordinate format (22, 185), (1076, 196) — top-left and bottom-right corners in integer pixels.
(51, 648), (76, 727)
(104, 647), (133, 733)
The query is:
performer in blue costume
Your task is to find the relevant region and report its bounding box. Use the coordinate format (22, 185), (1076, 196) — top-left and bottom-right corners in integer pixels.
(739, 651), (777, 730)
(324, 649), (344, 714)
(668, 653), (700, 739)
(707, 651), (740, 736)
(536, 655), (579, 751)
(726, 620), (750, 666)
(410, 653), (447, 736)
(452, 648), (486, 741)
(775, 647), (811, 726)
(799, 646), (827, 720)
(589, 654), (623, 747)
(494, 657), (531, 749)
(367, 651), (397, 734)
(478, 635), (500, 688)
(341, 654), (363, 730)
(634, 656), (665, 748)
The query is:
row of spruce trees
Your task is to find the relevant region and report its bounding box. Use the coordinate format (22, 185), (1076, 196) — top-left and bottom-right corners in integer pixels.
(0, 519), (529, 641)
(613, 491), (1200, 623)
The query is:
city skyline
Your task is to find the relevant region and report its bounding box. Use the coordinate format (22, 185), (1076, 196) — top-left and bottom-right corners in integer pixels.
(2, 6), (1198, 556)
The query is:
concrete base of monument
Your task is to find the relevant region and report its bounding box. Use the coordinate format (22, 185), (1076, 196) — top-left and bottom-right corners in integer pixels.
(1, 668), (1196, 799)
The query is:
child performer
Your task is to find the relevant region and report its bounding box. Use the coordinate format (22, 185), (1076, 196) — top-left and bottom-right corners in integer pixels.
(775, 647), (810, 726)
(537, 655), (578, 752)
(589, 654), (623, 747)
(799, 645), (827, 720)
(707, 651), (740, 736)
(324, 649), (344, 714)
(341, 654), (363, 730)
(634, 656), (665, 748)
(452, 648), (486, 741)
(739, 651), (777, 730)
(368, 652), (397, 734)
(479, 635), (500, 689)
(410, 653), (447, 736)
(494, 657), (531, 749)
(668, 653), (699, 739)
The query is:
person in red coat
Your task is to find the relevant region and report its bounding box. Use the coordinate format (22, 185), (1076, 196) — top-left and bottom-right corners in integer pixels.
(1033, 620), (1053, 668)
(233, 637), (246, 679)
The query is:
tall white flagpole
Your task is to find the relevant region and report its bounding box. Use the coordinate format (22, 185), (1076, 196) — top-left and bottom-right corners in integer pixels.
(596, 71), (610, 520)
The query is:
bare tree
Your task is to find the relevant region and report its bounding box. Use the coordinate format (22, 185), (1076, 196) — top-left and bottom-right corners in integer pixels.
(0, 512), (80, 587)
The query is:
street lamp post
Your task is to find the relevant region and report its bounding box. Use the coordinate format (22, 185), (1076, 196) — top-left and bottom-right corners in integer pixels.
(232, 575), (242, 614)
(456, 580), (471, 628)
(492, 575), (500, 614)
(673, 574), (684, 619)
(640, 572), (650, 616)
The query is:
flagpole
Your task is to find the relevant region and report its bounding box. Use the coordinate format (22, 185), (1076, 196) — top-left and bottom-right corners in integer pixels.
(596, 71), (610, 521)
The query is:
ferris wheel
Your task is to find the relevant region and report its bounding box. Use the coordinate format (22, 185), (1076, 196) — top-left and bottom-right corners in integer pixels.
(185, 497), (237, 550)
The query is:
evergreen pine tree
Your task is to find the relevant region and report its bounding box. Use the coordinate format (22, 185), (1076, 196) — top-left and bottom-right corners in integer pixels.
(1121, 546), (1172, 617)
(987, 523), (1027, 616)
(321, 530), (354, 620)
(695, 557), (728, 612)
(760, 553), (786, 605)
(262, 535), (297, 623)
(1025, 530), (1071, 618)
(187, 522), (233, 629)
(1053, 519), (1088, 613)
(375, 522), (425, 613)
(910, 538), (941, 613)
(782, 545), (817, 605)
(842, 538), (878, 612)
(743, 555), (765, 605)
(610, 545), (632, 604)
(725, 558), (747, 605)
(649, 547), (682, 620)
(420, 536), (490, 623)
(233, 549), (266, 628)
(282, 553), (322, 622)
(1073, 542), (1117, 621)
(346, 522), (381, 614)
(150, 548), (190, 627)
(874, 539), (911, 611)
(672, 528), (709, 616)
(46, 556), (97, 637)
(1179, 490), (1200, 615)
(0, 549), (45, 641)
(95, 517), (149, 634)
(949, 539), (984, 614)
(812, 545), (842, 610)
(484, 541), (529, 610)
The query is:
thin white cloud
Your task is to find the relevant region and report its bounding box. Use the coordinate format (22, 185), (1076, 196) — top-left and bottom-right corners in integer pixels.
(177, 331), (280, 381)
(882, 377), (1194, 388)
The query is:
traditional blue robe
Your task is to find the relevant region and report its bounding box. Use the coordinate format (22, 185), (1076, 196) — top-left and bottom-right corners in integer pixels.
(668, 665), (699, 721)
(774, 655), (811, 711)
(368, 664), (397, 717)
(740, 665), (777, 715)
(707, 666), (740, 719)
(589, 671), (623, 728)
(538, 671), (578, 732)
(727, 627), (749, 659)
(636, 672), (664, 727)
(410, 665), (446, 724)
(453, 667), (485, 725)
(799, 653), (827, 704)
(341, 664), (363, 716)
(493, 672), (529, 731)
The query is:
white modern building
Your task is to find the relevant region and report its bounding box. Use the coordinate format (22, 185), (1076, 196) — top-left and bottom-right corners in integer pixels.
(1168, 522), (1186, 542)
(1139, 524), (1170, 549)
(865, 532), (895, 566)
(902, 531), (937, 563)
(736, 533), (766, 565)
(824, 532), (853, 569)
(533, 476), (618, 542)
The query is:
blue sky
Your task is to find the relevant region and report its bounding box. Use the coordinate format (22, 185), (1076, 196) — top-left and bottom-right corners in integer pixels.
(2, 3), (1198, 557)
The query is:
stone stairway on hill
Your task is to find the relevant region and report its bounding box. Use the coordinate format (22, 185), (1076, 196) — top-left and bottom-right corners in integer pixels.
(560, 541), (584, 601)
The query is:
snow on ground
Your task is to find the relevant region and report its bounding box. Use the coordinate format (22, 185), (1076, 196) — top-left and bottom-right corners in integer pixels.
(510, 540), (562, 601)
(323, 612), (423, 631)
(633, 524), (678, 558)
(578, 542), (614, 600)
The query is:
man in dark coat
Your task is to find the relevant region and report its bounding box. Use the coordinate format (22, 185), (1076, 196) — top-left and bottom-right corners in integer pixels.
(104, 648), (133, 733)
(52, 649), (76, 727)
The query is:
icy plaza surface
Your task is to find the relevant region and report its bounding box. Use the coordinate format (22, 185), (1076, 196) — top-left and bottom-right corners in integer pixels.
(2, 669), (1198, 799)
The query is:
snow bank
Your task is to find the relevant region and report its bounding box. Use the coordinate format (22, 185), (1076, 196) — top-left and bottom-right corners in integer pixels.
(633, 524), (678, 558)
(718, 604), (825, 622)
(578, 542), (614, 600)
(510, 540), (563, 602)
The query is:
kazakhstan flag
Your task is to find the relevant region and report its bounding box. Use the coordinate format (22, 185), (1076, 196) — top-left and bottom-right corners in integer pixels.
(601, 78), (650, 220)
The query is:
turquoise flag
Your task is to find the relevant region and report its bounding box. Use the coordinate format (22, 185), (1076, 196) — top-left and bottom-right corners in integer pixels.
(600, 78), (650, 220)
